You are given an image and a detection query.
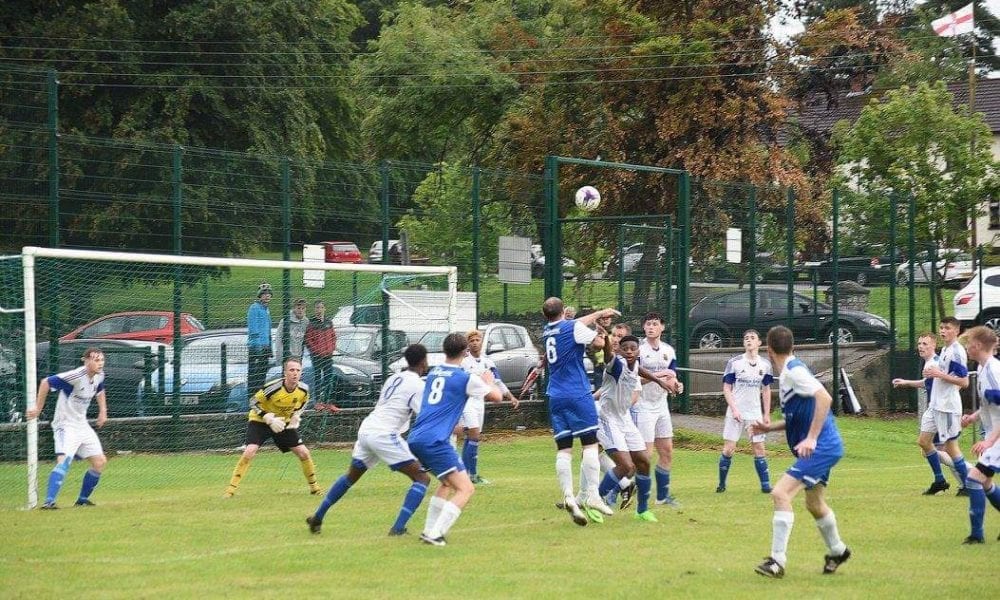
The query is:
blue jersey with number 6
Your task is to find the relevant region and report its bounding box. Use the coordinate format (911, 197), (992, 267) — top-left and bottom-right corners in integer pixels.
(542, 319), (597, 399)
(409, 365), (488, 445)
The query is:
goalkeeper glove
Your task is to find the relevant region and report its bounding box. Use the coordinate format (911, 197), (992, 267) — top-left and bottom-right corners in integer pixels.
(288, 409), (303, 429)
(263, 412), (286, 433)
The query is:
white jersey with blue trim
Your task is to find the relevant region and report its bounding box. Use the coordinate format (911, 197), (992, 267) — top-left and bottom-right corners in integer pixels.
(636, 338), (677, 412)
(47, 366), (105, 429)
(598, 355), (642, 417)
(357, 370), (424, 436)
(723, 353), (774, 415)
(929, 341), (968, 414)
(461, 354), (509, 395)
(977, 356), (1000, 437)
(542, 318), (597, 399)
(778, 356), (842, 454)
(922, 354), (941, 398)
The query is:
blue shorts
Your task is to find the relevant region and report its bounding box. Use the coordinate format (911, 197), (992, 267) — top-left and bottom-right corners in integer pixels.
(786, 450), (843, 489)
(549, 394), (599, 440)
(409, 439), (465, 480)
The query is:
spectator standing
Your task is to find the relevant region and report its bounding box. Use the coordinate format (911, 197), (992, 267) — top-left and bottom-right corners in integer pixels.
(276, 298), (308, 360)
(247, 283), (273, 395)
(305, 300), (337, 404)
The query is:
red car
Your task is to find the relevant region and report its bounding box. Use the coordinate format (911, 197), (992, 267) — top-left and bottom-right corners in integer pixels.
(61, 311), (205, 343)
(322, 241), (363, 264)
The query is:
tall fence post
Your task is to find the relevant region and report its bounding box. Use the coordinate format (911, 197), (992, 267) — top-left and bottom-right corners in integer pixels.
(380, 161), (390, 265)
(472, 166), (481, 298)
(889, 193), (898, 411)
(907, 193), (918, 409)
(676, 171), (691, 413)
(747, 185), (757, 332)
(831, 188), (840, 413)
(543, 155), (558, 299)
(617, 225), (625, 313)
(171, 144), (183, 417)
(786, 188), (795, 327)
(46, 69), (60, 373)
(281, 157), (292, 359)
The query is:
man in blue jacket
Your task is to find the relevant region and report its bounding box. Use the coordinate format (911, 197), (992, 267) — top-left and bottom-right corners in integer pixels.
(247, 283), (273, 395)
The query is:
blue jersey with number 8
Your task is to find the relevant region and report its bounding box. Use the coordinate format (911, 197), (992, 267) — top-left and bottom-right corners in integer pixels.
(410, 365), (489, 445)
(542, 319), (597, 399)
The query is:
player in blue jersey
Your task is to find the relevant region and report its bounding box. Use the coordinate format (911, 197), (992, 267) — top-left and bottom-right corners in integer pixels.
(958, 326), (1000, 544)
(750, 326), (851, 578)
(409, 333), (502, 546)
(541, 296), (620, 526)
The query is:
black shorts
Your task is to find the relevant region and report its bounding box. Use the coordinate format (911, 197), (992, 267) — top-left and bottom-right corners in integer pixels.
(245, 420), (303, 453)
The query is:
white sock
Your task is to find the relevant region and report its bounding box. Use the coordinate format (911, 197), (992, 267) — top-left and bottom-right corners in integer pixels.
(599, 452), (617, 476)
(815, 511), (847, 556)
(430, 501), (462, 538)
(578, 456), (590, 503)
(582, 446), (601, 501)
(424, 495), (446, 536)
(618, 476), (633, 490)
(556, 452), (574, 498)
(771, 510), (795, 566)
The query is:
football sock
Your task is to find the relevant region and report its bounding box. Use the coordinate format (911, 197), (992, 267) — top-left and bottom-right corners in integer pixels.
(618, 475), (633, 490)
(952, 455), (969, 487)
(578, 455), (590, 503)
(599, 452), (617, 477)
(300, 457), (319, 491)
(462, 439), (480, 477)
(754, 456), (771, 488)
(718, 454), (732, 488)
(966, 479), (986, 540)
(45, 458), (72, 504)
(424, 495), (446, 535)
(391, 481), (428, 533)
(314, 475), (353, 520)
(581, 446), (601, 500)
(599, 471), (618, 498)
(654, 465), (671, 500)
(771, 510), (795, 567)
(815, 511), (847, 556)
(430, 501), (462, 538)
(985, 483), (1000, 512)
(555, 452), (574, 498)
(924, 450), (945, 482)
(77, 469), (101, 503)
(937, 451), (964, 488)
(225, 456), (251, 496)
(636, 474), (652, 514)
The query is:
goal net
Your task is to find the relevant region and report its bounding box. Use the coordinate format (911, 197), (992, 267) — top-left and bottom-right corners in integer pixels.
(4, 246), (459, 509)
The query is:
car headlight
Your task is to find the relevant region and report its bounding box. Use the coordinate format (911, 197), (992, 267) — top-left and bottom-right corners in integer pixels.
(861, 315), (889, 328)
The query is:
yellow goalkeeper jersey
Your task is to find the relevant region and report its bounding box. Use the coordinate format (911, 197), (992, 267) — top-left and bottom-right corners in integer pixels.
(248, 379), (309, 424)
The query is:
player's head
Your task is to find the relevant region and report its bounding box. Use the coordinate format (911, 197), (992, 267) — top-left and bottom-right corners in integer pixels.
(292, 298), (307, 317)
(939, 316), (960, 342)
(765, 326), (794, 359)
(563, 306), (577, 319)
(82, 347), (105, 373)
(618, 335), (640, 361)
(466, 329), (483, 355)
(643, 312), (664, 340)
(743, 329), (761, 352)
(257, 282), (273, 304)
(542, 297), (564, 321)
(442, 332), (468, 359)
(313, 299), (326, 317)
(609, 324), (631, 353)
(404, 344), (429, 375)
(282, 357), (303, 386)
(963, 325), (997, 362)
(916, 332), (937, 359)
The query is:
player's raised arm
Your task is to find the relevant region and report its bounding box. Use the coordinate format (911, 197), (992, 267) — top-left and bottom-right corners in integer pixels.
(576, 307), (621, 328)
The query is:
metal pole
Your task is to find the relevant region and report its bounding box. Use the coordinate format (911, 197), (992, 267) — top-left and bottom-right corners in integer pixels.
(676, 172), (691, 413)
(929, 243), (937, 328)
(665, 216), (674, 334)
(503, 283), (508, 318)
(889, 193), (898, 412)
(171, 145), (183, 417)
(908, 193), (918, 410)
(748, 186), (757, 332)
(471, 167), (481, 296)
(617, 225), (625, 312)
(380, 161), (391, 265)
(543, 156), (558, 299)
(47, 70), (60, 373)
(831, 188), (840, 413)
(786, 188), (795, 327)
(281, 157), (291, 360)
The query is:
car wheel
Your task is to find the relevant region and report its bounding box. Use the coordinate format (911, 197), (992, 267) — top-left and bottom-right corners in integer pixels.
(982, 311), (1000, 336)
(896, 271), (909, 286)
(695, 328), (725, 349)
(856, 271), (868, 286)
(826, 323), (857, 344)
(753, 271), (765, 284)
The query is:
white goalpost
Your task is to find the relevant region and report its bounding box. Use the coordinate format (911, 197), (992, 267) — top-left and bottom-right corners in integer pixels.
(17, 245), (460, 509)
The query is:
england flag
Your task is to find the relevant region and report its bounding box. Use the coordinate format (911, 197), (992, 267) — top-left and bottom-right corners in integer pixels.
(932, 3), (974, 37)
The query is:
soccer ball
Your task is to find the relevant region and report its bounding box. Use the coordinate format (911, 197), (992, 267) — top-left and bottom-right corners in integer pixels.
(575, 186), (601, 211)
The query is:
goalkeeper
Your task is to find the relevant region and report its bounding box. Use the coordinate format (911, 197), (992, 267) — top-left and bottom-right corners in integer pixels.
(224, 357), (322, 497)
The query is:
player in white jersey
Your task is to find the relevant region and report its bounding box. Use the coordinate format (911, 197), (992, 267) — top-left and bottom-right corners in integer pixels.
(717, 329), (774, 494)
(455, 329), (518, 484)
(916, 318), (970, 495)
(26, 347), (109, 509)
(634, 312), (683, 506)
(307, 345), (431, 536)
(958, 326), (1000, 544)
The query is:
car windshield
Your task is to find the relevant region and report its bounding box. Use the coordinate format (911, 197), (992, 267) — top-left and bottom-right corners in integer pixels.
(333, 244), (356, 252)
(336, 331), (374, 355)
(419, 331), (448, 352)
(181, 336), (248, 363)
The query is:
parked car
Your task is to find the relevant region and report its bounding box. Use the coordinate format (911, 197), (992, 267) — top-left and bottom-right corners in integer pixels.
(954, 267), (1000, 334)
(530, 244), (576, 279)
(389, 324), (542, 396)
(604, 243), (665, 279)
(897, 248), (974, 287)
(368, 239), (429, 265)
(322, 241), (363, 264)
(36, 338), (169, 418)
(694, 253), (781, 284)
(688, 289), (891, 349)
(332, 303), (384, 327)
(61, 311), (205, 343)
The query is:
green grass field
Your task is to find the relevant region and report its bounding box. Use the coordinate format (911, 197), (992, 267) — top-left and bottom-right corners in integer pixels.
(2, 416), (994, 598)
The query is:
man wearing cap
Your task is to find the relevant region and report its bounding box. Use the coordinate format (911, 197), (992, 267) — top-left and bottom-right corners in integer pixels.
(247, 283), (274, 395)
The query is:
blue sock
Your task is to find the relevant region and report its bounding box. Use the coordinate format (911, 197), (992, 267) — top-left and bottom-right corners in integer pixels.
(986, 483), (1000, 512)
(654, 466), (671, 501)
(636, 474), (652, 514)
(755, 457), (771, 490)
(390, 481), (428, 533)
(45, 459), (72, 504)
(925, 451), (945, 482)
(314, 475), (353, 521)
(718, 454), (732, 488)
(599, 471), (618, 498)
(77, 469), (101, 502)
(463, 439), (479, 477)
(953, 456), (969, 487)
(967, 479), (986, 540)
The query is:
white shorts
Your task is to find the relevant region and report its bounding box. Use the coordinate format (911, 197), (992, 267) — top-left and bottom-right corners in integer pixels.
(979, 443), (1000, 472)
(351, 431), (417, 470)
(459, 396), (485, 430)
(920, 408), (961, 442)
(599, 411), (646, 453)
(632, 406), (673, 443)
(722, 413), (767, 444)
(53, 425), (103, 460)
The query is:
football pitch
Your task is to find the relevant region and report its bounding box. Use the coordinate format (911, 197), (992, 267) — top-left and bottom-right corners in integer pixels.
(2, 416), (993, 599)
